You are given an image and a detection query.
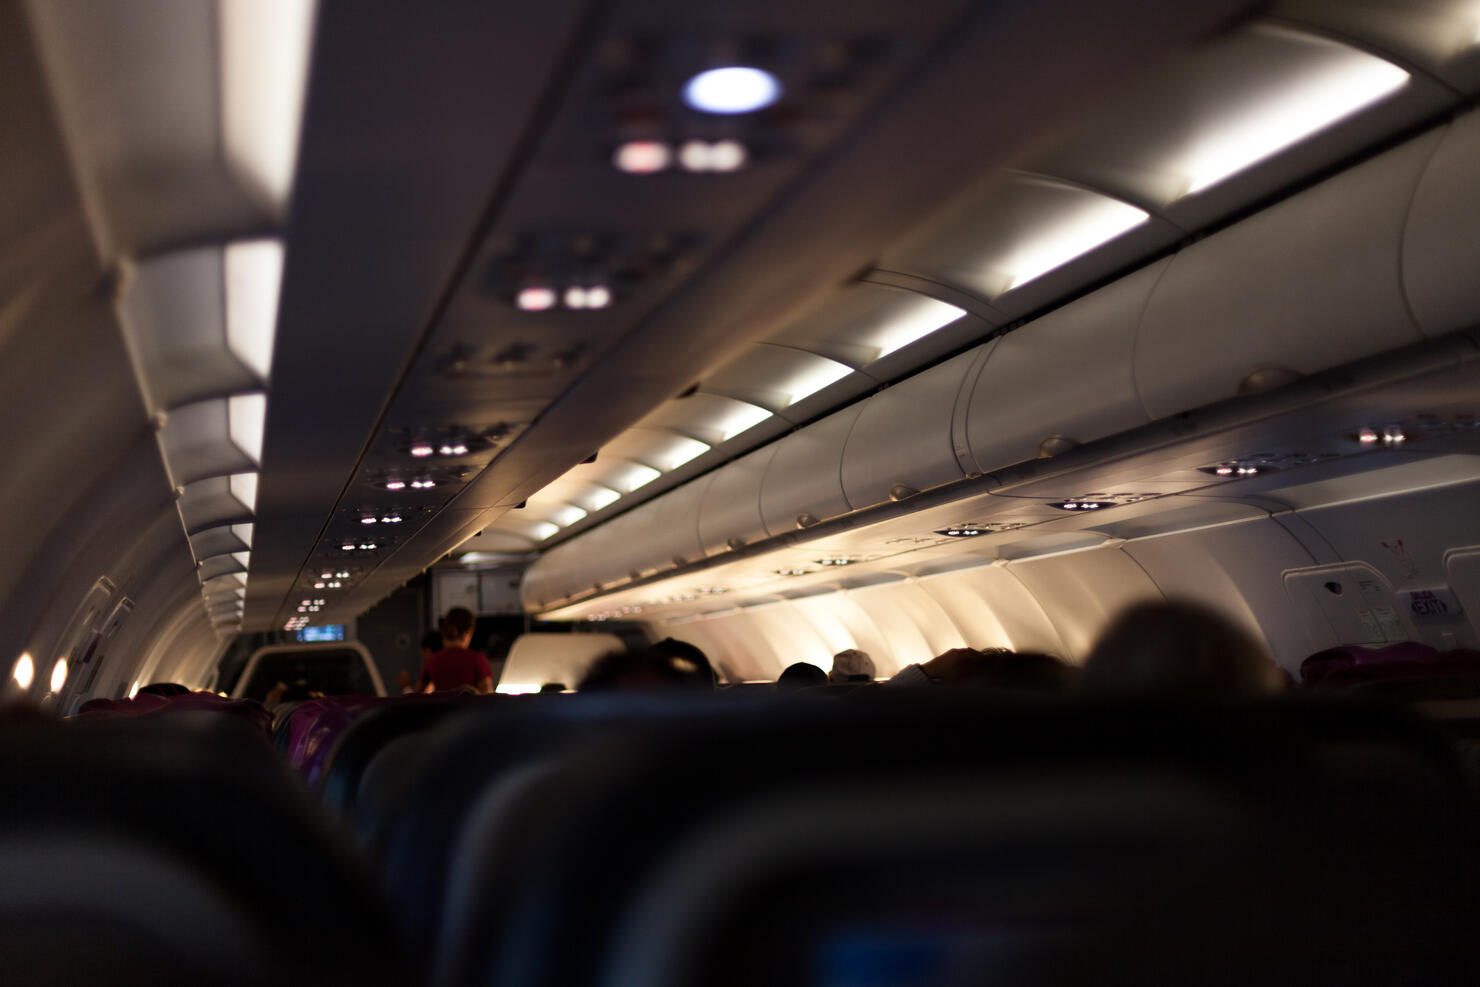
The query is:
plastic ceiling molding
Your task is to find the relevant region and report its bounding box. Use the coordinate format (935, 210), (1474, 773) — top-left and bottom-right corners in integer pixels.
(157, 394), (267, 487)
(117, 241), (283, 412)
(26, 0), (317, 252)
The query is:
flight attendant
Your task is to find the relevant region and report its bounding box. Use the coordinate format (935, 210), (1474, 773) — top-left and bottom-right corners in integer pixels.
(421, 607), (493, 694)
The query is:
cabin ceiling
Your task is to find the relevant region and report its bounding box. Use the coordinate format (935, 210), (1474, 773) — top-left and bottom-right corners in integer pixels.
(13, 0), (1480, 642)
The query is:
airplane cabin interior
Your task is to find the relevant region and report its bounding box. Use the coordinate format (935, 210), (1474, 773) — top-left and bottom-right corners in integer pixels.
(3, 1), (1480, 984)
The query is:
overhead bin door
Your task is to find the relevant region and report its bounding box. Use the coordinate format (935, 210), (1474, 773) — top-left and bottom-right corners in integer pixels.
(1134, 126), (1442, 419)
(840, 345), (987, 510)
(961, 260), (1166, 476)
(698, 445), (779, 557)
(759, 403), (867, 538)
(1402, 109), (1480, 338)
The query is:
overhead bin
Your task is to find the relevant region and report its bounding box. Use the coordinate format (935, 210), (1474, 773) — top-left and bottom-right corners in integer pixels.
(698, 446), (779, 557)
(529, 474), (717, 607)
(840, 346), (988, 510)
(759, 403), (867, 538)
(877, 172), (1180, 321)
(1402, 110), (1480, 338)
(1134, 126), (1443, 420)
(960, 260), (1166, 476)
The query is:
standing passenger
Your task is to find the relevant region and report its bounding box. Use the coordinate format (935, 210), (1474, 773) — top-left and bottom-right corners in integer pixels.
(422, 607), (493, 694)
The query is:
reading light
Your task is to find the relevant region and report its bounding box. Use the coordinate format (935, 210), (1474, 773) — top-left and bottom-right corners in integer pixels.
(328, 580), (342, 588)
(320, 572), (332, 579)
(936, 527), (987, 537)
(816, 558), (854, 567)
(359, 542), (376, 551)
(1216, 466), (1234, 475)
(870, 297), (967, 359)
(381, 515), (402, 524)
(613, 140), (672, 174)
(12, 652), (33, 691)
(516, 286), (558, 311)
(385, 480), (406, 490)
(313, 582), (324, 589)
(1382, 426), (1407, 445)
(1358, 428), (1379, 444)
(776, 568), (814, 577)
(678, 139), (749, 172)
(1171, 33), (1408, 197)
(683, 66), (782, 114)
(1051, 500), (1114, 512)
(50, 658), (68, 693)
(707, 139), (746, 171)
(449, 443), (469, 456)
(998, 194), (1149, 292)
(336, 570), (350, 578)
(341, 543), (356, 551)
(360, 516), (377, 525)
(410, 444), (434, 458)
(565, 285), (612, 310)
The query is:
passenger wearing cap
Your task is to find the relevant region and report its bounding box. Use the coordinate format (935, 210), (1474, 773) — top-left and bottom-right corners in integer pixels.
(830, 649), (875, 684)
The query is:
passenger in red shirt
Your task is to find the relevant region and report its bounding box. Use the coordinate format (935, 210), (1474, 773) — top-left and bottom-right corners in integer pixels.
(421, 607), (493, 694)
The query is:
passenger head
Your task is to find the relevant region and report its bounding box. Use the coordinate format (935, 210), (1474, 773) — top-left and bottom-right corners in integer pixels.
(420, 630), (443, 658)
(829, 648), (875, 684)
(776, 661), (828, 694)
(1080, 601), (1282, 696)
(439, 607), (476, 648)
(578, 646), (714, 692)
(648, 638), (716, 687)
(959, 650), (1073, 693)
(138, 682), (192, 697)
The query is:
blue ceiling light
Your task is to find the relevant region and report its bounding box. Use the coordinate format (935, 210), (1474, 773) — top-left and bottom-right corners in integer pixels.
(683, 66), (781, 114)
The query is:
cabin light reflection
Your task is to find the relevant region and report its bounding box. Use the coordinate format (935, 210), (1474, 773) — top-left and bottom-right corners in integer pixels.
(549, 504), (589, 527)
(1173, 36), (1408, 196)
(586, 486), (622, 511)
(650, 435), (711, 471)
(223, 239), (284, 382)
(999, 196), (1148, 292)
(220, 0), (318, 212)
(871, 298), (966, 359)
(785, 357), (853, 406)
(717, 402), (773, 441)
(607, 462), (663, 493)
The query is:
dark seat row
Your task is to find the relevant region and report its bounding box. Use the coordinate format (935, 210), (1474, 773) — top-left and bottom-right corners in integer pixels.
(0, 711), (405, 987)
(9, 685), (1480, 986)
(311, 690), (1480, 987)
